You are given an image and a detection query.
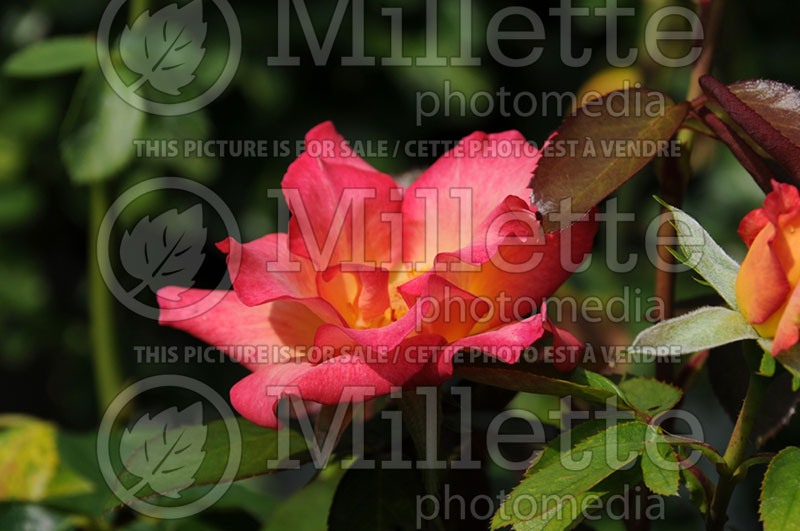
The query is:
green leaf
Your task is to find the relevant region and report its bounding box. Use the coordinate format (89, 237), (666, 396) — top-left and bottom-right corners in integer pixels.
(42, 431), (109, 517)
(328, 466), (424, 531)
(681, 466), (710, 515)
(264, 467), (344, 531)
(524, 419), (613, 477)
(107, 417), (308, 509)
(60, 68), (145, 184)
(530, 89), (690, 232)
(119, 403), (207, 498)
(492, 421), (648, 529)
(760, 446), (800, 530)
(640, 426), (679, 496)
(508, 393), (562, 428)
(454, 364), (624, 409)
(515, 467), (642, 531)
(42, 466), (94, 499)
(3, 36), (96, 78)
(631, 306), (759, 355)
(569, 368), (628, 403)
(212, 483), (279, 523)
(659, 201), (741, 309)
(618, 377), (682, 416)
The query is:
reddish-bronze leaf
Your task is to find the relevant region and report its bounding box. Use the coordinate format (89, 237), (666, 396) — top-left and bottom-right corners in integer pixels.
(700, 76), (800, 182)
(530, 89), (690, 232)
(729, 79), (800, 147)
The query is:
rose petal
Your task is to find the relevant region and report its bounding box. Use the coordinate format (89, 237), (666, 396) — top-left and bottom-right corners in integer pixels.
(157, 287), (322, 370)
(736, 223), (792, 326)
(446, 313), (545, 365)
(313, 272), (482, 355)
(312, 303), (421, 360)
(773, 281), (800, 356)
(737, 208), (769, 248)
(452, 195), (544, 265)
(219, 234), (346, 325)
(402, 130), (541, 265)
(283, 122), (402, 269)
(400, 210), (597, 333)
(414, 275), (491, 343)
(763, 179), (800, 226)
(542, 313), (584, 372)
(770, 207), (800, 288)
(316, 265), (391, 327)
(230, 334), (449, 428)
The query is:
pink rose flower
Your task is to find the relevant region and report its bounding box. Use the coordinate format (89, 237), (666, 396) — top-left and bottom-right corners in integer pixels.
(158, 122), (596, 428)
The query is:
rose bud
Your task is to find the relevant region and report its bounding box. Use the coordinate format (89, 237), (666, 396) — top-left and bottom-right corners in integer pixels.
(735, 181), (800, 356)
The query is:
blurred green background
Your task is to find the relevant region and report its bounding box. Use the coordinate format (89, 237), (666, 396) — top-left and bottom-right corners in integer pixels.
(0, 0), (798, 529)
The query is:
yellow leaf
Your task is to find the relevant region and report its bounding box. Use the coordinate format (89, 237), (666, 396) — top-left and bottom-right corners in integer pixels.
(0, 415), (58, 501)
(0, 414), (93, 501)
(573, 66), (644, 112)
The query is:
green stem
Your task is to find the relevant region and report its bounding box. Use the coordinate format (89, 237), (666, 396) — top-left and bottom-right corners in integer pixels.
(84, 0), (145, 415)
(89, 181), (123, 412)
(732, 453), (775, 482)
(707, 371), (769, 530)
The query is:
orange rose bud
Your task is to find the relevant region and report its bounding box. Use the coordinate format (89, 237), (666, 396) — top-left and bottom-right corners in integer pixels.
(735, 181), (800, 356)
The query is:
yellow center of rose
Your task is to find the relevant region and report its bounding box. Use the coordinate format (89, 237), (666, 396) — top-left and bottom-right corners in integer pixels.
(319, 268), (423, 329)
